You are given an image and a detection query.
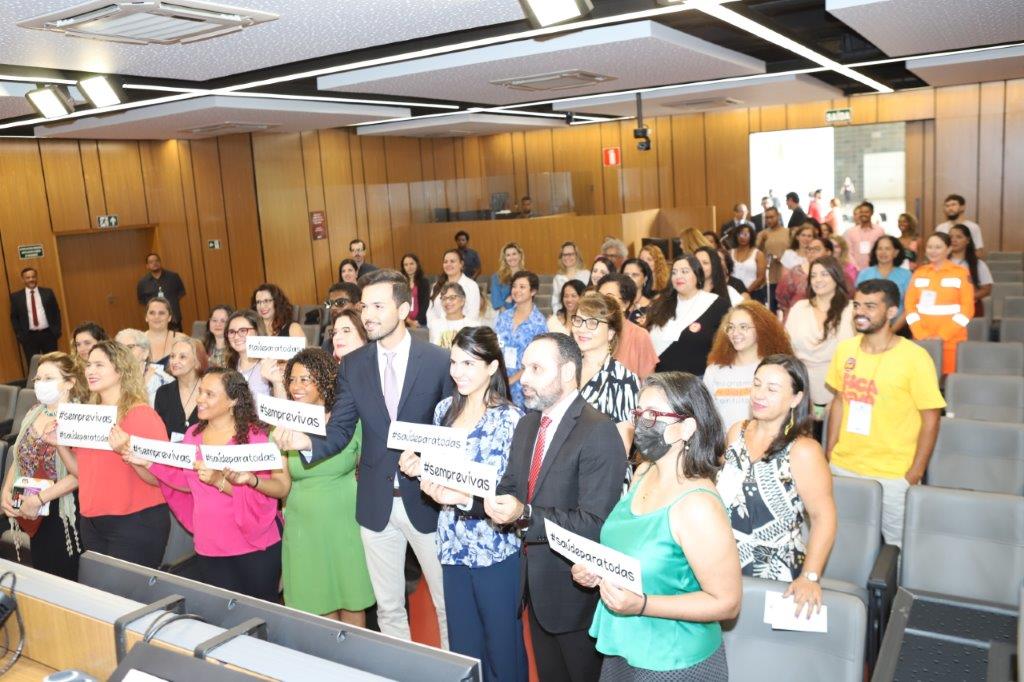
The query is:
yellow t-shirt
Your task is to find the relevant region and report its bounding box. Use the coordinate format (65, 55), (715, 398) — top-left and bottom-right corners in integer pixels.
(826, 336), (946, 479)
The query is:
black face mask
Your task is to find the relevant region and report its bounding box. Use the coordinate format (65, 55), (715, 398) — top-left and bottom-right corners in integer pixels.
(634, 421), (675, 462)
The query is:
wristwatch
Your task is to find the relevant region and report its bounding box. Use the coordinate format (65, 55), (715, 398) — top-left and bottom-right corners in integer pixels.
(514, 503), (532, 530)
(803, 571), (819, 583)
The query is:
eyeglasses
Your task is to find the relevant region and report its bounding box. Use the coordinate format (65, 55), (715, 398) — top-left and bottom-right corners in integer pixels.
(630, 408), (690, 428)
(441, 295), (463, 303)
(227, 328), (254, 338)
(726, 324), (753, 334)
(560, 251), (576, 258)
(328, 298), (352, 308)
(254, 298), (274, 306)
(288, 376), (315, 386)
(571, 315), (608, 330)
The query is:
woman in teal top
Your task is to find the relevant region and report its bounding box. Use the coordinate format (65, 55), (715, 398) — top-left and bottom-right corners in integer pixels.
(574, 372), (741, 680)
(857, 236), (911, 331)
(280, 347), (374, 624)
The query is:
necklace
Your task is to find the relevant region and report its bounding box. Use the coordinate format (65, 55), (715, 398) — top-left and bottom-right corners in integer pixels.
(151, 329), (171, 360)
(179, 377), (199, 408)
(42, 406), (57, 417)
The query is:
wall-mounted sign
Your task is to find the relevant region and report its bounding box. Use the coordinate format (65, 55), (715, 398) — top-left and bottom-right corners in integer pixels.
(97, 214), (119, 228)
(207, 239), (222, 250)
(309, 210), (327, 240)
(602, 147), (621, 167)
(17, 244), (44, 259)
(826, 108), (852, 125)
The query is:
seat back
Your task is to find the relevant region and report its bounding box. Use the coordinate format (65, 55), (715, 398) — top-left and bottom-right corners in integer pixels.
(944, 374), (1024, 422)
(160, 509), (195, 569)
(992, 283), (1024, 319)
(815, 476), (882, 587)
(722, 577), (866, 682)
(956, 341), (1024, 376)
(1002, 318), (1024, 343)
(25, 354), (42, 389)
(929, 417), (1024, 496)
(989, 252), (1024, 264)
(0, 385), (18, 423)
(1003, 296), (1024, 319)
(11, 389), (37, 430)
(409, 326), (429, 345)
(913, 339), (942, 383)
(300, 324), (320, 347)
(902, 486), (1024, 606)
(190, 320), (206, 339)
(994, 270), (1024, 282)
(0, 442), (8, 479)
(967, 316), (990, 341)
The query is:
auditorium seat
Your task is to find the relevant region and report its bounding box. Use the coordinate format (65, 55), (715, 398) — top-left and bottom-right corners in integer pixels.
(901, 486), (1023, 606)
(928, 417), (1024, 496)
(0, 385), (19, 437)
(944, 374), (1024, 422)
(955, 341), (1024, 375)
(722, 577), (866, 682)
(297, 304), (322, 326)
(25, 354), (41, 389)
(913, 339), (942, 383)
(190, 320), (205, 339)
(2, 389), (36, 444)
(1002, 318), (1024, 343)
(159, 510), (195, 575)
(410, 326), (429, 344)
(967, 316), (990, 341)
(993, 270), (1024, 283)
(992, 283), (1024, 319)
(806, 475), (897, 665)
(989, 252), (1024, 264)
(1004, 296), (1024, 319)
(300, 324), (320, 347)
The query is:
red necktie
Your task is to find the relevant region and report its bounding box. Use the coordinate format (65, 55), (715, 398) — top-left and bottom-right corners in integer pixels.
(527, 416), (552, 501)
(29, 289), (39, 328)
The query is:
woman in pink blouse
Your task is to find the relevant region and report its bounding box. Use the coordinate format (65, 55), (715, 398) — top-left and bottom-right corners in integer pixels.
(133, 367), (287, 601)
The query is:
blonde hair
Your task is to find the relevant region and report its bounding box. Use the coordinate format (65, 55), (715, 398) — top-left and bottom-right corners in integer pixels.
(640, 245), (669, 291)
(37, 352), (90, 403)
(575, 292), (623, 354)
(831, 233), (852, 264)
(557, 241), (583, 276)
(680, 228), (712, 254)
(171, 337), (210, 374)
(87, 341), (149, 420)
(496, 242), (525, 285)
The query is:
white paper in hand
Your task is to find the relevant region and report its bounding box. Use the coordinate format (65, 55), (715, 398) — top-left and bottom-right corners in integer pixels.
(419, 450), (498, 498)
(56, 403), (117, 450)
(386, 421), (469, 455)
(256, 394), (326, 436)
(130, 436), (197, 469)
(201, 442), (283, 472)
(544, 519), (643, 593)
(245, 335), (305, 360)
(762, 590), (828, 633)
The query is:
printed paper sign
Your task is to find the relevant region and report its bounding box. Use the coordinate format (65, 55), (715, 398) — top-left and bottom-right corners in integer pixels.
(130, 436), (197, 469)
(245, 335), (305, 360)
(420, 450), (498, 498)
(763, 590), (828, 633)
(56, 403), (117, 450)
(387, 421), (469, 455)
(256, 394), (327, 436)
(544, 519), (644, 594)
(200, 442), (283, 472)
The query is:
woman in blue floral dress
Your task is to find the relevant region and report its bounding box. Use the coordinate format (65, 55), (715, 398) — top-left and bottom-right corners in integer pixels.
(398, 326), (526, 682)
(494, 271), (549, 410)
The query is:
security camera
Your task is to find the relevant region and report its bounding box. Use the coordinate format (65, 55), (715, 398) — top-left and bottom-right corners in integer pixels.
(637, 137), (651, 151)
(633, 127), (649, 139)
(564, 112), (575, 124)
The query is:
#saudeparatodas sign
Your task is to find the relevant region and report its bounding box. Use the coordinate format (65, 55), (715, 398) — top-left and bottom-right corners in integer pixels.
(545, 518), (644, 594)
(256, 394), (326, 436)
(387, 421), (496, 496)
(201, 442), (283, 472)
(130, 436), (197, 469)
(56, 403), (117, 450)
(245, 335), (305, 360)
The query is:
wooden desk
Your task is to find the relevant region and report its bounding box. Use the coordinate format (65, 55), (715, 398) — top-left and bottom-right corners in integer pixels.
(2, 655), (56, 681)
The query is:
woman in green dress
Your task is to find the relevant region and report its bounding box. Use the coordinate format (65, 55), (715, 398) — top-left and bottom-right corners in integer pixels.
(280, 345), (374, 625)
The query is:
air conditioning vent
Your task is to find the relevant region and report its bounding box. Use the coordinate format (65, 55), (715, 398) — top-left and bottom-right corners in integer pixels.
(178, 121), (275, 137)
(664, 97), (743, 111)
(490, 70), (615, 92)
(18, 1), (277, 45)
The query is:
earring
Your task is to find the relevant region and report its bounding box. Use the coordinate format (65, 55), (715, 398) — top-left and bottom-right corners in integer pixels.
(784, 407), (795, 435)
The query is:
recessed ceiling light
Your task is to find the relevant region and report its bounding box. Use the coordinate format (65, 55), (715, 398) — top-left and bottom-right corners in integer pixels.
(78, 75), (123, 108)
(519, 0), (594, 28)
(26, 85), (74, 118)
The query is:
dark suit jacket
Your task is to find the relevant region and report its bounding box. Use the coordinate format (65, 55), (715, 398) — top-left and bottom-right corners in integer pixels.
(10, 287), (61, 340)
(787, 207), (809, 228)
(310, 335), (453, 534)
(478, 395), (625, 634)
(751, 212), (765, 233)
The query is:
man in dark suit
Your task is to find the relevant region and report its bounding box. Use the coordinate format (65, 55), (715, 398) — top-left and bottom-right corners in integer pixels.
(10, 267), (61, 369)
(719, 203), (755, 250)
(786, 191), (809, 228)
(484, 333), (626, 682)
(349, 238), (379, 278)
(750, 196), (772, 233)
(273, 269), (451, 648)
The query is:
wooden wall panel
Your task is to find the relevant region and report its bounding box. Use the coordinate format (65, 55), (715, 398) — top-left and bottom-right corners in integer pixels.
(301, 130), (333, 297)
(877, 88), (935, 122)
(551, 123), (603, 216)
(431, 138), (459, 215)
(523, 129), (555, 214)
(79, 141), (106, 221)
(0, 140), (64, 380)
(934, 84), (981, 230)
(39, 140), (91, 233)
(318, 128), (362, 270)
(759, 105), (787, 131)
(670, 114), (707, 207)
(189, 138), (236, 307)
(97, 141), (149, 225)
(1002, 79), (1024, 250)
(251, 133), (317, 303)
(217, 133), (265, 309)
(977, 81), (1005, 246)
(174, 141), (211, 322)
(510, 131), (529, 205)
(384, 136), (421, 269)
(359, 135), (395, 268)
(479, 132), (515, 209)
(905, 120), (925, 223)
(599, 122), (623, 214)
(703, 108), (749, 229)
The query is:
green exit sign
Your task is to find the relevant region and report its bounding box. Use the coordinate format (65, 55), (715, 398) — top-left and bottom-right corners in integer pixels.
(826, 108), (852, 124)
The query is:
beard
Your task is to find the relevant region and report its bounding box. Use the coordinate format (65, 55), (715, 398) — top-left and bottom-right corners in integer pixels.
(855, 315), (888, 334)
(366, 318), (399, 341)
(522, 377), (563, 411)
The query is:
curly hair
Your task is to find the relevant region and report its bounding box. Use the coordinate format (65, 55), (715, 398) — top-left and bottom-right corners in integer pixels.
(37, 351), (90, 404)
(706, 301), (793, 367)
(639, 244), (669, 291)
(194, 367), (267, 444)
(250, 283), (295, 336)
(87, 341), (149, 420)
(285, 348), (338, 410)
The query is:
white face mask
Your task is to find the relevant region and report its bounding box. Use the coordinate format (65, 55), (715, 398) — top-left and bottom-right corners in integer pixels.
(34, 380), (62, 406)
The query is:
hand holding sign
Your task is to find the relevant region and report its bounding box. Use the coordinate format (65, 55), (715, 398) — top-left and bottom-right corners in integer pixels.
(599, 580), (646, 616)
(544, 519), (644, 594)
(397, 450), (421, 478)
(130, 436), (197, 469)
(246, 336), (305, 361)
(256, 394), (326, 436)
(201, 442), (283, 472)
(56, 404), (117, 450)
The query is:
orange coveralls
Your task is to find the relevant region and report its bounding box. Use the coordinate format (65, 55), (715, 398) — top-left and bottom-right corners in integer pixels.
(905, 261), (975, 374)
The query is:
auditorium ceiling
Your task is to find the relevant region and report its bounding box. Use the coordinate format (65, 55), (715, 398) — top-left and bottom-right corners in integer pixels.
(0, 0), (1019, 138)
